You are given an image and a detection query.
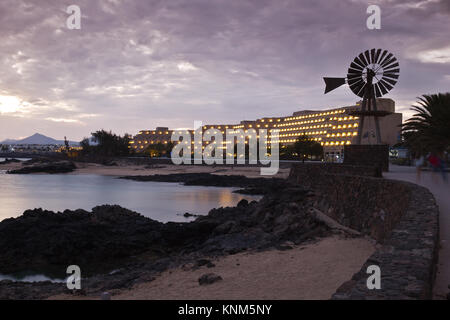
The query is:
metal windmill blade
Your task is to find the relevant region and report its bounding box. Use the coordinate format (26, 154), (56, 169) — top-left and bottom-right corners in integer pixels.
(323, 48), (399, 98)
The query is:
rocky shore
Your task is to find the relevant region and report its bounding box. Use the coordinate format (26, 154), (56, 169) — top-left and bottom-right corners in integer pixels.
(6, 159), (76, 174)
(0, 174), (355, 299)
(120, 173), (286, 194)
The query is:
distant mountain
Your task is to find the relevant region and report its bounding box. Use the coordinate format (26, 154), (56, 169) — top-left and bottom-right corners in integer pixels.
(0, 133), (79, 146)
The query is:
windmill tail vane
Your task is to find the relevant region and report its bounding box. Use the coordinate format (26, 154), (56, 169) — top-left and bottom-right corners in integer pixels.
(323, 77), (346, 94)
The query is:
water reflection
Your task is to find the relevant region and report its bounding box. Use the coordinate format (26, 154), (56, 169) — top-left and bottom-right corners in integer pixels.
(0, 174), (261, 222)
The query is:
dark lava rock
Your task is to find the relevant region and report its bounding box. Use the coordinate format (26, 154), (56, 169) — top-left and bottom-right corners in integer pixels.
(7, 160), (76, 174)
(119, 173), (285, 195)
(0, 185), (330, 277)
(0, 186), (330, 276)
(102, 160), (118, 166)
(196, 259), (212, 267)
(0, 205), (222, 276)
(234, 187), (267, 195)
(0, 280), (65, 300)
(237, 199), (249, 207)
(276, 244), (294, 251)
(0, 205), (160, 275)
(195, 259), (215, 268)
(0, 176), (334, 299)
(198, 273), (222, 285)
(183, 212), (199, 218)
(22, 157), (57, 165)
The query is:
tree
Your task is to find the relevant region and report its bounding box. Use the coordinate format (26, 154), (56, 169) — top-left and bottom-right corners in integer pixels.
(80, 138), (91, 151)
(401, 93), (450, 155)
(280, 144), (296, 160)
(292, 135), (323, 162)
(81, 130), (131, 156)
(145, 142), (174, 157)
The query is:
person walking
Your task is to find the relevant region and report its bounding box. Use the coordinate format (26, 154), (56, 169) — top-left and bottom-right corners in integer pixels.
(415, 154), (425, 182)
(428, 153), (440, 183)
(437, 152), (448, 183)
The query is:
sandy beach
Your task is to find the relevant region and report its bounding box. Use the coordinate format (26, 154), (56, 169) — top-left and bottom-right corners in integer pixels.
(71, 162), (291, 178)
(49, 236), (375, 300)
(0, 159), (290, 179)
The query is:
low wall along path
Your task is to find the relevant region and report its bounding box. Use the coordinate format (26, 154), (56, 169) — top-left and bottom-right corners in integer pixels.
(288, 163), (440, 299)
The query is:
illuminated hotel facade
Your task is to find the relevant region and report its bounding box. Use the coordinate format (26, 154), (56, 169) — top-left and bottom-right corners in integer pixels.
(129, 98), (402, 160)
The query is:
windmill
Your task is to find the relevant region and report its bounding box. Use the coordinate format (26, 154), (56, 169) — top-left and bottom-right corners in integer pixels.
(323, 48), (400, 144)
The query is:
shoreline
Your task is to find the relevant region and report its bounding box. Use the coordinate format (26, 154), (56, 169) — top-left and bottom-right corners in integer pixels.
(2, 161), (438, 299)
(0, 159), (291, 178)
(0, 168), (373, 299)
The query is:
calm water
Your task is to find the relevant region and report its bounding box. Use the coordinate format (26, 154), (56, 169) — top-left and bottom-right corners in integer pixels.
(0, 273), (65, 283)
(0, 157), (31, 162)
(0, 173), (260, 223)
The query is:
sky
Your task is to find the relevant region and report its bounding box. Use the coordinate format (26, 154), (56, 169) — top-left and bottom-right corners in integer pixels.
(0, 0), (449, 142)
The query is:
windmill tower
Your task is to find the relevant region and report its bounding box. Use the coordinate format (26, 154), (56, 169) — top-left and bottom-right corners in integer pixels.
(323, 49), (400, 171)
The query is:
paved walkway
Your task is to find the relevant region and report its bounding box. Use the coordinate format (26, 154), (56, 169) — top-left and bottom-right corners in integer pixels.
(385, 165), (449, 299)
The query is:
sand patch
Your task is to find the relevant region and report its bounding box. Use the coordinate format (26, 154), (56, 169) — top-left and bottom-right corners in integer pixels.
(72, 162), (290, 179)
(62, 236), (373, 300)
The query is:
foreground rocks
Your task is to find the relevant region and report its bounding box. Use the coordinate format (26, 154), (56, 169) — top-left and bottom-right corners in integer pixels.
(7, 160), (76, 174)
(0, 187), (330, 276)
(198, 273), (222, 285)
(0, 177), (342, 299)
(0, 205), (166, 275)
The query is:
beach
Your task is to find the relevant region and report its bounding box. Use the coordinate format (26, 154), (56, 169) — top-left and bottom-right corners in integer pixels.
(1, 160), (291, 179)
(48, 236), (375, 300)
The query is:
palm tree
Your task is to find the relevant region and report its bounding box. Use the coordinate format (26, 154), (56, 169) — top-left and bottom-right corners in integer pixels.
(401, 93), (450, 155)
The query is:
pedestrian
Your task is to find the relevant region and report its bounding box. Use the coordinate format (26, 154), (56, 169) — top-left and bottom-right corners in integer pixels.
(437, 152), (448, 183)
(427, 153), (440, 183)
(415, 154), (424, 182)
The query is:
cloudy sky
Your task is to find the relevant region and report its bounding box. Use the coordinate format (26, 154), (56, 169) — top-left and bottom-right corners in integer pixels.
(0, 0), (449, 141)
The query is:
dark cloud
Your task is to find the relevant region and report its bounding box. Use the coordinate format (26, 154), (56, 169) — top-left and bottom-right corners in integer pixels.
(0, 0), (449, 140)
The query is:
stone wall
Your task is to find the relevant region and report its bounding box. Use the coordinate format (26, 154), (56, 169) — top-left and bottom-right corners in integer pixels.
(302, 174), (411, 242)
(344, 144), (390, 172)
(288, 164), (440, 299)
(289, 162), (382, 182)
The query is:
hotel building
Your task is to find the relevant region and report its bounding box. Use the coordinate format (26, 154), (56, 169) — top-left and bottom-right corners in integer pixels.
(129, 98), (402, 160)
